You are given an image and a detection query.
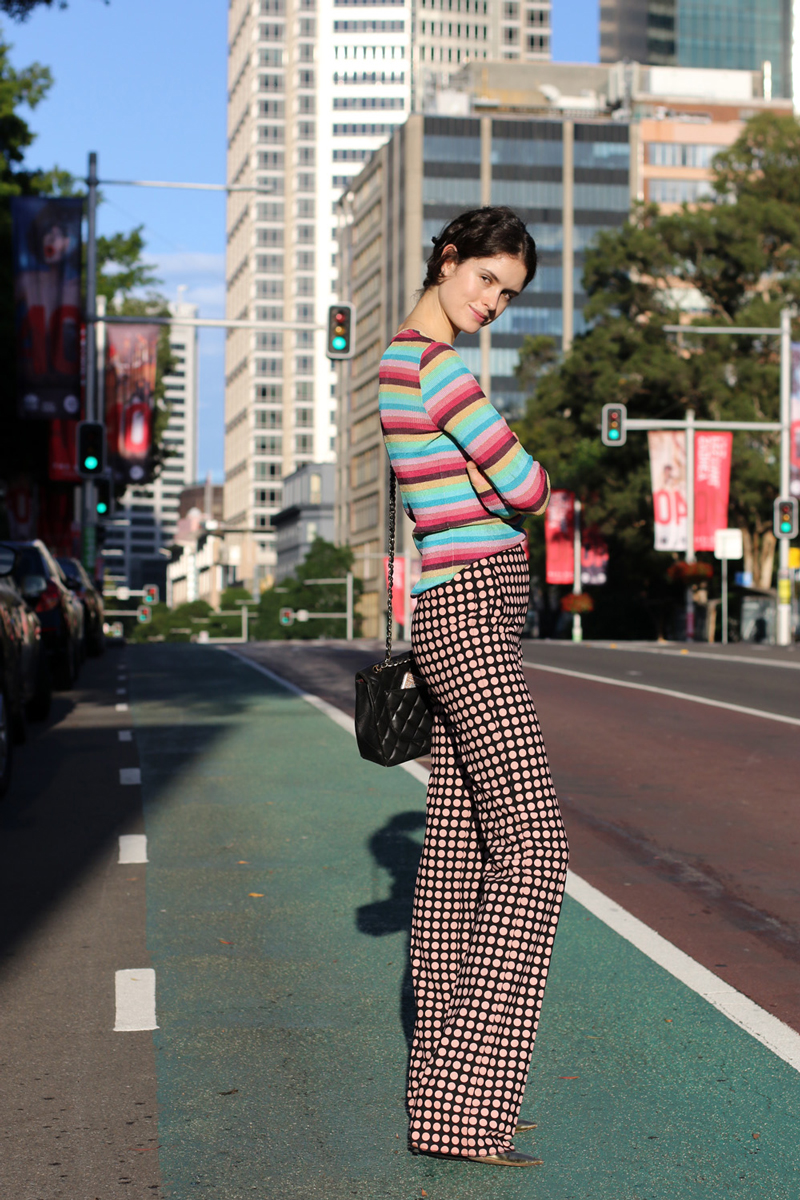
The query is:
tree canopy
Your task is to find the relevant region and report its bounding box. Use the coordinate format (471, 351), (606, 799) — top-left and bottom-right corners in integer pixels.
(513, 111), (800, 636)
(254, 538), (363, 640)
(0, 1), (107, 18)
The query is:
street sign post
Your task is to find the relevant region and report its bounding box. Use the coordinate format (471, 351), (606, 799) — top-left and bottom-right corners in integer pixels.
(713, 528), (743, 646)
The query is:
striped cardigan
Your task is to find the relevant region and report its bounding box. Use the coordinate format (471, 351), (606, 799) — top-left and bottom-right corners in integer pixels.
(379, 330), (550, 594)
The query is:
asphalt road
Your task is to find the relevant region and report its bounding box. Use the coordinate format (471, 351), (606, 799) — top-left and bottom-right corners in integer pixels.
(2, 637), (799, 1199)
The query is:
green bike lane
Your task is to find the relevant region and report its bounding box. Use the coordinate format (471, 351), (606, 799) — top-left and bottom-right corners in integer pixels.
(129, 644), (800, 1200)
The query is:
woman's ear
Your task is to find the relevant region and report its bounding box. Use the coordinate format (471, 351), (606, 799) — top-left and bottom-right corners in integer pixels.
(438, 244), (459, 279)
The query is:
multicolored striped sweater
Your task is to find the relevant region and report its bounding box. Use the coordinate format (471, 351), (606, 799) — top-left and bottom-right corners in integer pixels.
(379, 330), (550, 594)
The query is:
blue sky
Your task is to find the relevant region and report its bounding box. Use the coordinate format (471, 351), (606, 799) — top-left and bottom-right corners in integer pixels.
(7, 0), (599, 481)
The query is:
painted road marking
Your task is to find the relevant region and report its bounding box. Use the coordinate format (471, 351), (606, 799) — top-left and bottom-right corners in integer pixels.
(118, 730), (133, 742)
(225, 647), (800, 1076)
(584, 643), (800, 671)
(120, 767), (141, 785)
(523, 660), (800, 728)
(118, 834), (148, 864)
(114, 969), (158, 1031)
(116, 703), (129, 712)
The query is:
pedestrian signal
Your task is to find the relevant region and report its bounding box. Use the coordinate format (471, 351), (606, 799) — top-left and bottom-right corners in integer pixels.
(143, 584), (160, 604)
(326, 303), (355, 360)
(279, 607), (294, 626)
(773, 497), (798, 539)
(77, 421), (107, 477)
(95, 476), (113, 518)
(601, 403), (627, 447)
(136, 604), (152, 624)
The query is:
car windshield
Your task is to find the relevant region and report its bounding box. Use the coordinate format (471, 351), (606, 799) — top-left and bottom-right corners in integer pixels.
(12, 546), (47, 580)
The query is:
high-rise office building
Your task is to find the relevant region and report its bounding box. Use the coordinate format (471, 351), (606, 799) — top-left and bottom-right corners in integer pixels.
(102, 301), (199, 592)
(224, 0), (552, 592)
(600, 0), (793, 99)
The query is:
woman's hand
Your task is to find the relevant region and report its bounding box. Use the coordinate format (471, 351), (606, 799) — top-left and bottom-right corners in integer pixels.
(465, 459), (488, 492)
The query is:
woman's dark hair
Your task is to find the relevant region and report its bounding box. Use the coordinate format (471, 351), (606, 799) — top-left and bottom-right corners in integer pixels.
(423, 206), (537, 291)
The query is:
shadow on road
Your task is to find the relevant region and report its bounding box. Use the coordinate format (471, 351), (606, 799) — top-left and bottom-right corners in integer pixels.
(356, 810), (425, 1052)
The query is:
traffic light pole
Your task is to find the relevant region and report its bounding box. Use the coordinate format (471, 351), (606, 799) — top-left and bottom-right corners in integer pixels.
(572, 498), (582, 643)
(82, 151), (99, 572)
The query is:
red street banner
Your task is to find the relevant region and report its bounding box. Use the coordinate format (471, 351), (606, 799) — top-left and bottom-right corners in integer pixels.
(648, 431), (687, 550)
(49, 419), (81, 482)
(105, 323), (159, 484)
(11, 196), (83, 419)
(545, 489), (574, 584)
(694, 431), (732, 551)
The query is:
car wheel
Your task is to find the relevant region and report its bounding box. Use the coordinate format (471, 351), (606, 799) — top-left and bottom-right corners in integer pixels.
(26, 651), (52, 722)
(0, 682), (13, 798)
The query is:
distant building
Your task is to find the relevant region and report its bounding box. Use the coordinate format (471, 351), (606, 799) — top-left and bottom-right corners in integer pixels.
(102, 300), (199, 591)
(599, 0), (793, 100)
(178, 477), (224, 522)
(273, 462), (335, 581)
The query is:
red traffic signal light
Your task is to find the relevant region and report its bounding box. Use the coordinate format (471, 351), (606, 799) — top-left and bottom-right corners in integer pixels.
(773, 497), (798, 539)
(136, 604), (152, 625)
(279, 607), (294, 626)
(601, 403), (627, 446)
(326, 303), (355, 360)
(143, 584), (160, 604)
(77, 421), (106, 477)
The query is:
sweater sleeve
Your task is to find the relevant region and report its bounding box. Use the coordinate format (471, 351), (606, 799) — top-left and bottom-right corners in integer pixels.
(419, 341), (550, 516)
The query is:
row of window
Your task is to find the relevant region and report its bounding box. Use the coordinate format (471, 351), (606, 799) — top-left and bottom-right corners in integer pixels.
(255, 355), (317, 376)
(332, 69), (405, 83)
(648, 178), (714, 203)
(422, 135), (629, 168)
(333, 18), (404, 29)
(421, 176), (630, 210)
(647, 142), (724, 169)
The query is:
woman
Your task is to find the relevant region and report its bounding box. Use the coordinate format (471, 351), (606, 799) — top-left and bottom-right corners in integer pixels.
(378, 206), (569, 1168)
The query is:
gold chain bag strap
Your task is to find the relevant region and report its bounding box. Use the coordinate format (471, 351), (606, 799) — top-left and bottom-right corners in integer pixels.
(354, 467), (433, 766)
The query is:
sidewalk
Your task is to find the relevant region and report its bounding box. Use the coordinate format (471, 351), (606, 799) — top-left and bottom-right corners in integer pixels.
(130, 644), (800, 1200)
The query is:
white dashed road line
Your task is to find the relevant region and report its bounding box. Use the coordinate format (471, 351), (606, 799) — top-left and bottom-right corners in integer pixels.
(120, 767), (141, 786)
(115, 703), (129, 712)
(114, 969), (158, 1031)
(118, 834), (148, 864)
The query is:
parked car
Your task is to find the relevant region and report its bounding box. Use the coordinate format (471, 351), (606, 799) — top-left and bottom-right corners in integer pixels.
(0, 544), (53, 796)
(57, 557), (105, 657)
(7, 540), (83, 689)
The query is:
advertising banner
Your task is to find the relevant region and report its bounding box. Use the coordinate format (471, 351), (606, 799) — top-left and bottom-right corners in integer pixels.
(11, 196), (83, 419)
(545, 489), (575, 584)
(791, 343), (800, 499)
(648, 431), (687, 551)
(581, 526), (609, 585)
(105, 323), (159, 483)
(694, 431), (732, 551)
(49, 419), (82, 482)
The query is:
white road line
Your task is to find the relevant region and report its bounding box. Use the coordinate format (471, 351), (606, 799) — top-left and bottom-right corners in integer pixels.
(114, 969), (158, 1031)
(115, 703), (129, 712)
(120, 767), (141, 785)
(224, 645), (800, 1075)
(118, 834), (148, 864)
(582, 643), (800, 672)
(523, 660), (800, 728)
(118, 730), (133, 742)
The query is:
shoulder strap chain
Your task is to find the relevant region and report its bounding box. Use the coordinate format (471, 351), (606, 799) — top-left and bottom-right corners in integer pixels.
(383, 465), (396, 666)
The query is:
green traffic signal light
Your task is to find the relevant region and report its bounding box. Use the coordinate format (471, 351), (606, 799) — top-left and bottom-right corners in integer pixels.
(97, 500), (108, 515)
(84, 454), (99, 471)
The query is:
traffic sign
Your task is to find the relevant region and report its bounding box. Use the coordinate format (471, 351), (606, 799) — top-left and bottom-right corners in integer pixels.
(77, 421), (107, 477)
(95, 476), (113, 517)
(136, 604), (152, 624)
(601, 403), (627, 446)
(713, 528), (743, 560)
(773, 497), (798, 539)
(143, 584), (160, 604)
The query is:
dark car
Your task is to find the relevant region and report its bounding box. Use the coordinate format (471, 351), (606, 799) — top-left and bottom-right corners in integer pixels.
(0, 544), (53, 796)
(8, 540), (83, 689)
(57, 557), (105, 657)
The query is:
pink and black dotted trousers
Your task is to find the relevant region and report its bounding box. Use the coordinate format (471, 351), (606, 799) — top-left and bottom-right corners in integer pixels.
(407, 543), (569, 1159)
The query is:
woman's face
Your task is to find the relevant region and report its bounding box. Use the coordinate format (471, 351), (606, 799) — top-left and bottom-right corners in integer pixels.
(437, 247), (528, 335)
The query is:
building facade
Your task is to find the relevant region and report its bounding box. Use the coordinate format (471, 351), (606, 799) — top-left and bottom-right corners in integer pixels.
(600, 0), (793, 100)
(273, 461), (336, 579)
(102, 301), (199, 592)
(335, 109), (631, 634)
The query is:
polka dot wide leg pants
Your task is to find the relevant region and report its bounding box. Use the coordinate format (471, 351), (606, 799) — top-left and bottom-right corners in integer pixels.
(407, 543), (569, 1159)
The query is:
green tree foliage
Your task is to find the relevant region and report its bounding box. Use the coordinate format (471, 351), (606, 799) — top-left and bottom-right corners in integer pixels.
(0, 1), (107, 18)
(513, 112), (800, 635)
(254, 538), (363, 640)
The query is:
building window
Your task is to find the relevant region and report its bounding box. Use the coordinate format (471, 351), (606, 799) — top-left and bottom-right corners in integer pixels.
(296, 250), (315, 271)
(351, 492), (380, 534)
(298, 68), (315, 87)
(295, 406), (313, 426)
(296, 354), (314, 375)
(295, 381), (314, 402)
(297, 172), (315, 192)
(255, 487), (282, 505)
(255, 434), (283, 453)
(351, 445), (380, 488)
(296, 276), (314, 296)
(256, 330), (283, 349)
(256, 383), (283, 402)
(256, 279), (284, 298)
(296, 433), (314, 454)
(648, 178), (714, 204)
(255, 409), (282, 428)
(647, 142), (722, 169)
(255, 462), (283, 479)
(309, 473), (322, 505)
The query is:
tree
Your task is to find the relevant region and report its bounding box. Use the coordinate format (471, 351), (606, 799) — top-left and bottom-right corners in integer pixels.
(254, 538), (363, 640)
(0, 1), (108, 18)
(513, 111), (800, 636)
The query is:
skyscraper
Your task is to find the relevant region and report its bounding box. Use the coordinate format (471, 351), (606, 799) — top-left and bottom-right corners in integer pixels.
(600, 0), (793, 99)
(224, 0), (553, 593)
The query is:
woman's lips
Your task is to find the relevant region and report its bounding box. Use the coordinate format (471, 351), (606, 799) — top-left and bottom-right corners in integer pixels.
(469, 305), (487, 324)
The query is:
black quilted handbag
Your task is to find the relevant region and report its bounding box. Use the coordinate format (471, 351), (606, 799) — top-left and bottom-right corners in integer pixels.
(354, 468), (433, 767)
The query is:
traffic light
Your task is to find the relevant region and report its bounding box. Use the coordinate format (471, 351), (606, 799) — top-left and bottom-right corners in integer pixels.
(136, 604), (152, 625)
(279, 607), (294, 626)
(77, 421), (106, 477)
(95, 477), (113, 518)
(143, 584), (160, 605)
(601, 403), (627, 447)
(326, 303), (355, 360)
(773, 497), (798, 539)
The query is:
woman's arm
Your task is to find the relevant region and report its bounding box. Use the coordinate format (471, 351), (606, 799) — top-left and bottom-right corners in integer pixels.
(420, 342), (550, 515)
(465, 459), (549, 519)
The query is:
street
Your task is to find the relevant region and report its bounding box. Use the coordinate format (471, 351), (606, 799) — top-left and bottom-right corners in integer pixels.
(2, 638), (800, 1199)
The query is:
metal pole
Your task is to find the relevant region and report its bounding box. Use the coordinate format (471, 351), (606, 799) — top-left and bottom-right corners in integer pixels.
(346, 571), (354, 641)
(685, 407), (695, 641)
(777, 307), (792, 645)
(82, 151), (99, 573)
(572, 498), (583, 643)
(241, 604), (249, 643)
(721, 554), (728, 645)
